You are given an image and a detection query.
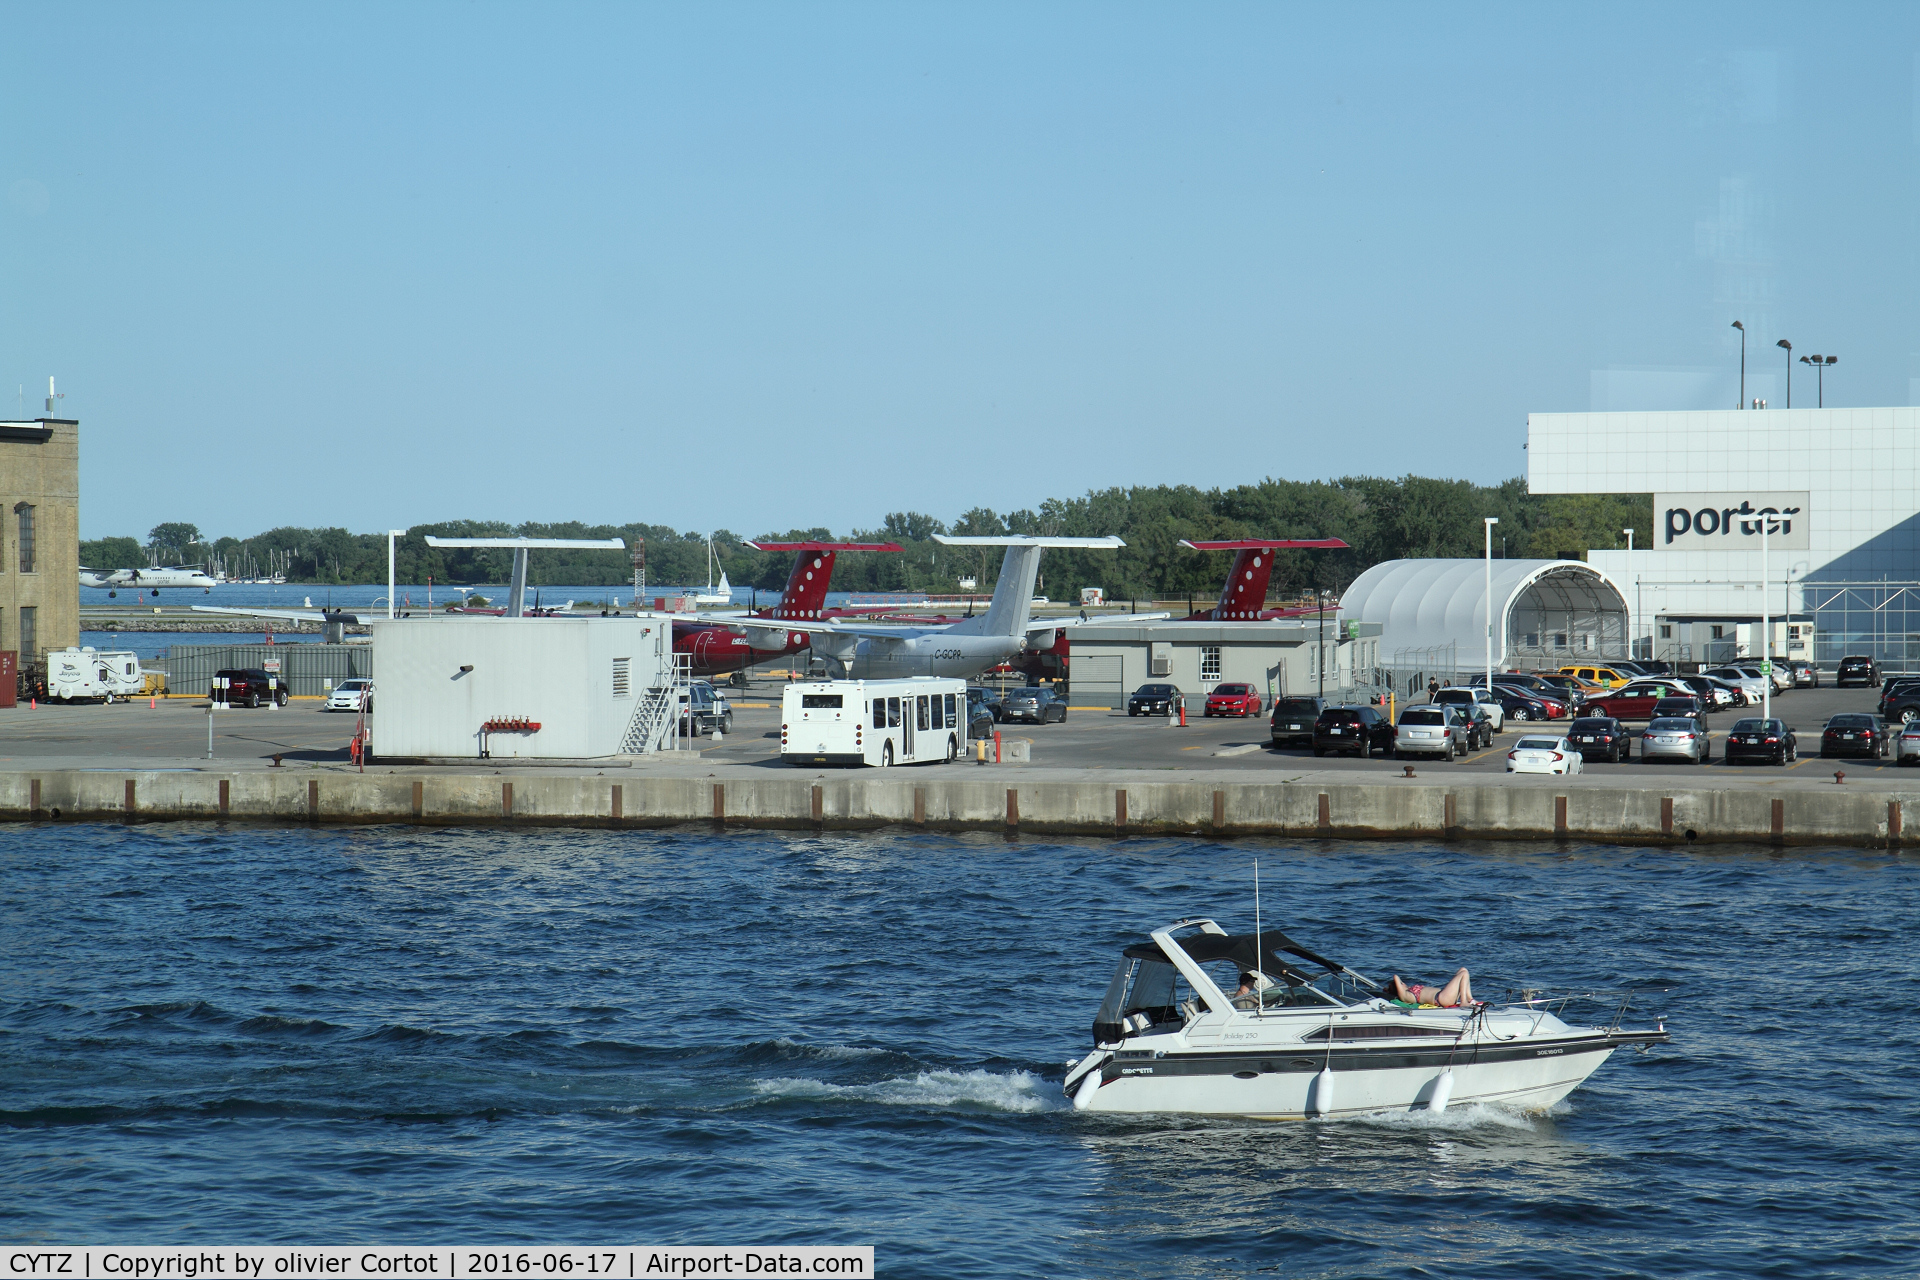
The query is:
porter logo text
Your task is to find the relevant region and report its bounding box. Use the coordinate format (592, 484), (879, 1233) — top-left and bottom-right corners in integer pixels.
(1656, 491), (1809, 550)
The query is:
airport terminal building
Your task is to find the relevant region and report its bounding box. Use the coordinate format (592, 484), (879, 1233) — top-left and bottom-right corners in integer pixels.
(1528, 407), (1920, 667)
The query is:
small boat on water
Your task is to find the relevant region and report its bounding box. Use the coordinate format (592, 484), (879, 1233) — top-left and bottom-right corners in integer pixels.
(1063, 917), (1669, 1119)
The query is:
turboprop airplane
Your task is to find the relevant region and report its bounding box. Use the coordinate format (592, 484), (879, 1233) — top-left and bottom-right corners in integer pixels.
(675, 540), (903, 677)
(703, 535), (1165, 681)
(81, 564), (226, 595)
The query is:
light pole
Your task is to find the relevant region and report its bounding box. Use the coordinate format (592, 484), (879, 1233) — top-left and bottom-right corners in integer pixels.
(1777, 339), (1792, 407)
(1624, 528), (1637, 660)
(1731, 321), (1745, 408)
(1761, 520), (1771, 726)
(387, 530), (405, 620)
(1484, 517), (1499, 690)
(1799, 353), (1837, 407)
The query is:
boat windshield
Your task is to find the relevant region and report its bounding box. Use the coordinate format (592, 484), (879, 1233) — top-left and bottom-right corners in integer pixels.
(1092, 956), (1181, 1043)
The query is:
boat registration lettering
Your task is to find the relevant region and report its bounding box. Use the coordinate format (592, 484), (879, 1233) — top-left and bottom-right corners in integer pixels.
(1120, 1066), (1155, 1075)
(1536, 1047), (1565, 1056)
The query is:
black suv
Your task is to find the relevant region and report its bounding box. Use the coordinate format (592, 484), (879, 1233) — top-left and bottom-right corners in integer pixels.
(212, 668), (287, 708)
(1127, 684), (1184, 717)
(1312, 706), (1393, 758)
(1269, 696), (1326, 746)
(1837, 656), (1881, 688)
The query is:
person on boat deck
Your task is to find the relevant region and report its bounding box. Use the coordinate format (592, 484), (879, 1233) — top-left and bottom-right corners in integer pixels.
(1386, 969), (1476, 1007)
(1232, 970), (1272, 1005)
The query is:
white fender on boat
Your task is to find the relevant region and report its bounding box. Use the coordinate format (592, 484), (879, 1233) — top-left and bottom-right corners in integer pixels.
(1308, 1067), (1334, 1117)
(1072, 1069), (1103, 1110)
(1429, 1068), (1454, 1113)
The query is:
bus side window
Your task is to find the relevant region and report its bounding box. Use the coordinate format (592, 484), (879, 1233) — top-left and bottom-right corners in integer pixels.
(872, 700), (884, 730)
(931, 694), (944, 729)
(887, 697), (901, 728)
(917, 696), (929, 730)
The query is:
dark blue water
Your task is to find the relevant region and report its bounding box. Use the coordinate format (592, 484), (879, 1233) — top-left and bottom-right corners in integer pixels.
(4, 826), (1916, 1277)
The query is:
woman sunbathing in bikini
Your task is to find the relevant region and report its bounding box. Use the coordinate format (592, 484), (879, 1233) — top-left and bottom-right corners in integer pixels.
(1386, 968), (1476, 1007)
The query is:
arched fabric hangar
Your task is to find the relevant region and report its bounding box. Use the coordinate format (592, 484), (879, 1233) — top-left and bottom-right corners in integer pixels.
(1338, 559), (1630, 671)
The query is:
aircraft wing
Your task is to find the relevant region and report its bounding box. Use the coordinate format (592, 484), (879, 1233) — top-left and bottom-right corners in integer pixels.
(694, 614), (932, 643)
(1029, 612), (1172, 632)
(192, 605), (373, 624)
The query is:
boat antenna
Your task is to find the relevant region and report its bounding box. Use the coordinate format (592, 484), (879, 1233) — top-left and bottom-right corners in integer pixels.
(1253, 858), (1261, 1019)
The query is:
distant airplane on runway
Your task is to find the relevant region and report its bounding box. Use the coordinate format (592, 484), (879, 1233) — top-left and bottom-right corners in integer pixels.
(80, 564), (225, 595)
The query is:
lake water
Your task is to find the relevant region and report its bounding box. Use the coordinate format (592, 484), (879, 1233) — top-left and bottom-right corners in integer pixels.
(3, 826), (1915, 1277)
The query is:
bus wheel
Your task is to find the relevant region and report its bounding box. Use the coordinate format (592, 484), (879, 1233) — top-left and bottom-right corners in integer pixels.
(946, 735), (958, 763)
(881, 742), (893, 768)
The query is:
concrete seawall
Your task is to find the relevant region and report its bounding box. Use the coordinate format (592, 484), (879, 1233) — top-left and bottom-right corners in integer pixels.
(2, 768), (1914, 847)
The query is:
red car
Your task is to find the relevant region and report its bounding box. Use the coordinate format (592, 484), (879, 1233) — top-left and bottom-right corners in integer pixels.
(1588, 679), (1687, 722)
(1204, 682), (1264, 717)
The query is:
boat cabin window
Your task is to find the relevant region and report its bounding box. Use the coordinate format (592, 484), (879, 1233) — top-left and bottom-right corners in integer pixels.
(1093, 956), (1180, 1043)
(801, 694), (843, 709)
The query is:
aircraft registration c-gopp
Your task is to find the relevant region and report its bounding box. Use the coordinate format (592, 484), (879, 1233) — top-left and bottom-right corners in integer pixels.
(80, 565), (224, 594)
(697, 535), (1167, 682)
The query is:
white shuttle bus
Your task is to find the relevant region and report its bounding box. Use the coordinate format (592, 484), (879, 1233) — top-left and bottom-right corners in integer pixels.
(782, 677), (968, 767)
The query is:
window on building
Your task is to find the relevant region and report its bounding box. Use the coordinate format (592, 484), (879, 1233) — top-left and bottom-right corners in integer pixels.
(611, 657), (631, 697)
(1660, 625), (1672, 639)
(15, 504), (34, 574)
(19, 607), (35, 660)
(1711, 625), (1725, 640)
(1200, 646), (1222, 683)
(1553, 632), (1568, 648)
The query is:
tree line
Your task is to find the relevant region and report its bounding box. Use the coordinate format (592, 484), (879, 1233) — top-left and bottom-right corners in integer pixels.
(78, 477), (1649, 600)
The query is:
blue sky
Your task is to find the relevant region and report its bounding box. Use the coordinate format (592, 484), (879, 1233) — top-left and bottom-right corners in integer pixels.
(5, 2), (1919, 540)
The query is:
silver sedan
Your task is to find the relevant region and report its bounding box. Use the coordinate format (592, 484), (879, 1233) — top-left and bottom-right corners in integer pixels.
(1640, 716), (1711, 764)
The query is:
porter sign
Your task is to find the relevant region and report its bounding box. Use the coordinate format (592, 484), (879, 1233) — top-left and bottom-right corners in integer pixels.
(1658, 492), (1808, 550)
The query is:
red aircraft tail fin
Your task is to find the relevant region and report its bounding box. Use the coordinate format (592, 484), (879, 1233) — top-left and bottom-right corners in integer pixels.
(1179, 539), (1350, 620)
(747, 541), (905, 619)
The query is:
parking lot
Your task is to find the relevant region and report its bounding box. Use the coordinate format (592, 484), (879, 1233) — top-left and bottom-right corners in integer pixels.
(0, 673), (1904, 779)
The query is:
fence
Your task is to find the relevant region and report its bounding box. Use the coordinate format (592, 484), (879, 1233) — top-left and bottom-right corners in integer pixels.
(162, 643), (373, 697)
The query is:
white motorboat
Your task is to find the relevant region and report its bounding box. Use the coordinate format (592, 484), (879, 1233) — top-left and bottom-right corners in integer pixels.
(1063, 917), (1668, 1119)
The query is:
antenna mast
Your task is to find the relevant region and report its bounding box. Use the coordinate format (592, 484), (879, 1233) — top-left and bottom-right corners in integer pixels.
(631, 536), (646, 607)
(45, 376), (64, 416)
(1254, 859), (1262, 1018)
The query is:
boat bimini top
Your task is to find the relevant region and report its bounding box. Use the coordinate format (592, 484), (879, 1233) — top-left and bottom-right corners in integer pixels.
(1092, 917), (1377, 1045)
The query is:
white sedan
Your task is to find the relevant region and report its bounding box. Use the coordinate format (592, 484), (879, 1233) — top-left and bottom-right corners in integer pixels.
(1703, 667), (1769, 702)
(1897, 723), (1920, 766)
(326, 678), (373, 712)
(1506, 735), (1584, 775)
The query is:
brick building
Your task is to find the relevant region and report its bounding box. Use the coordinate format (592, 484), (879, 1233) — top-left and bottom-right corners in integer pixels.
(0, 417), (80, 665)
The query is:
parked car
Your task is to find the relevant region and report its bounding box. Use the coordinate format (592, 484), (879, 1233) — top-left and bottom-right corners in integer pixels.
(679, 682), (732, 735)
(1394, 706), (1469, 760)
(1203, 682), (1264, 718)
(1558, 665), (1634, 689)
(1269, 696), (1326, 746)
(1606, 661), (1653, 678)
(1702, 667), (1768, 703)
(1786, 660), (1818, 688)
(1469, 671), (1568, 701)
(1531, 672), (1598, 707)
(326, 678), (373, 713)
(1745, 663), (1794, 694)
(1312, 706), (1394, 757)
(1433, 686), (1505, 732)
(963, 692), (998, 740)
(212, 668), (287, 708)
(1880, 680), (1920, 725)
(1723, 717), (1798, 765)
(1896, 722), (1920, 766)
(1651, 694), (1709, 723)
(1566, 715), (1632, 763)
(1674, 673), (1740, 709)
(1820, 713), (1888, 758)
(1836, 656), (1881, 688)
(1505, 734), (1583, 775)
(1640, 716), (1711, 765)
(1127, 684), (1184, 717)
(1589, 679), (1693, 721)
(1490, 683), (1567, 720)
(1000, 686), (1068, 724)
(1635, 660), (1675, 676)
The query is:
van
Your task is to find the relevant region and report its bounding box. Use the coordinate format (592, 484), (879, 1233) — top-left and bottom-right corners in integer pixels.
(781, 677), (968, 767)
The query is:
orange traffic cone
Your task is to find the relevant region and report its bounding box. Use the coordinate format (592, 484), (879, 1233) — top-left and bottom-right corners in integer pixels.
(149, 696), (156, 709)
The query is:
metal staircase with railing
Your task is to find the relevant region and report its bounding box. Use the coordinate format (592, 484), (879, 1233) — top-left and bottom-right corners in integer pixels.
(622, 651), (692, 755)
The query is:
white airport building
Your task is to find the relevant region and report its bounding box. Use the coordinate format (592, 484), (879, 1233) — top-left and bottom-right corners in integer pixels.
(1528, 406), (1920, 667)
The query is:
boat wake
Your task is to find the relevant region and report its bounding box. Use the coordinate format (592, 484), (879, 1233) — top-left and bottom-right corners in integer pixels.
(751, 1068), (1056, 1113)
